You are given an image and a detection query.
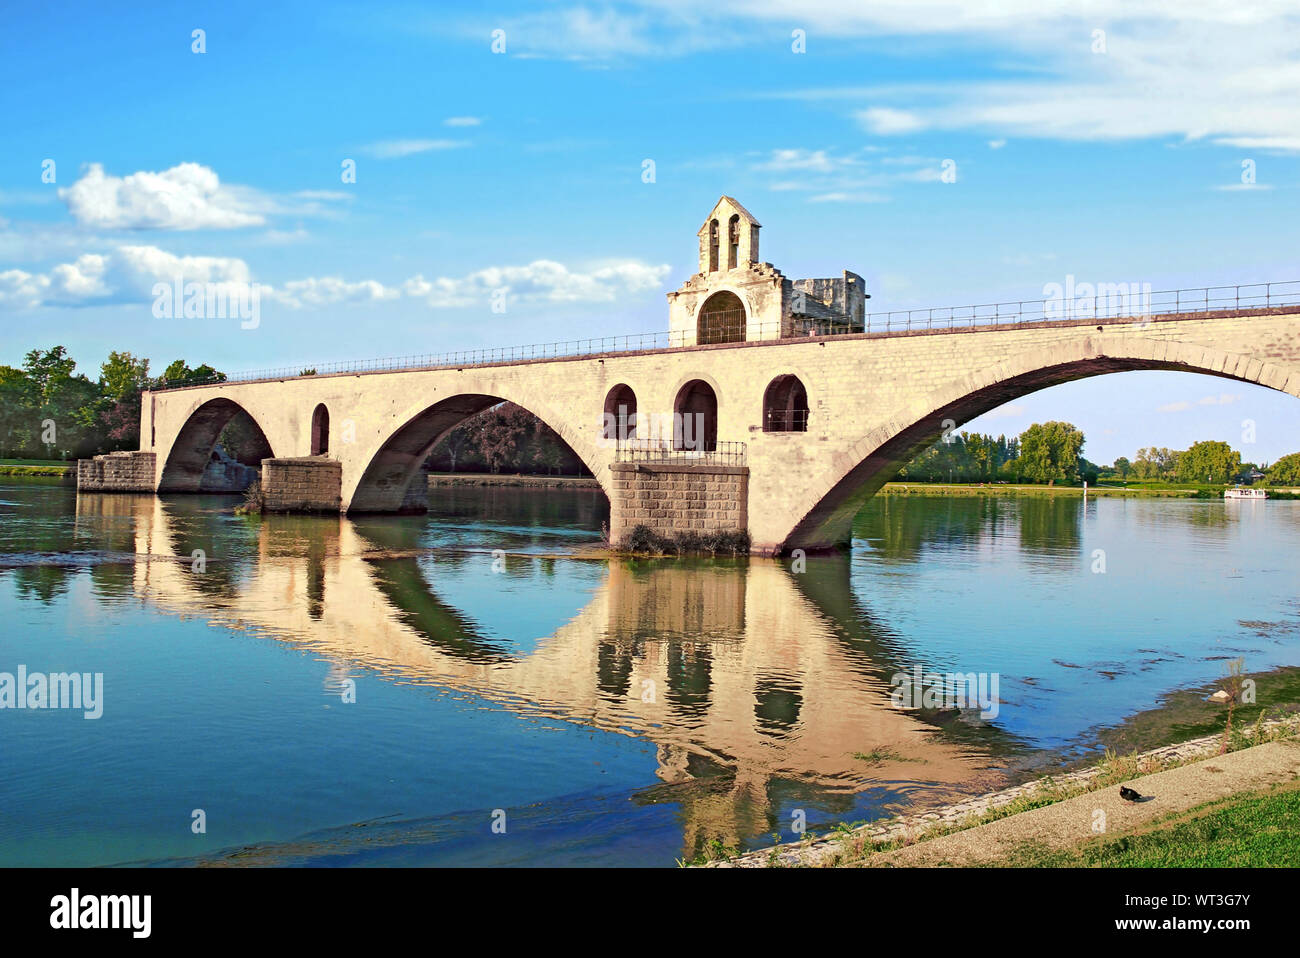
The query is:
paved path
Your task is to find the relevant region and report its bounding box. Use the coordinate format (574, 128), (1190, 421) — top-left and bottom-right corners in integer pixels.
(872, 740), (1300, 866)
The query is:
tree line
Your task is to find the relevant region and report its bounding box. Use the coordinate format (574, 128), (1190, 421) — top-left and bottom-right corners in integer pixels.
(0, 346), (222, 459)
(904, 425), (1294, 486)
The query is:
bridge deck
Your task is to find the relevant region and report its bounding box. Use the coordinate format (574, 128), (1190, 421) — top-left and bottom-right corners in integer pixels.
(154, 300), (1300, 391)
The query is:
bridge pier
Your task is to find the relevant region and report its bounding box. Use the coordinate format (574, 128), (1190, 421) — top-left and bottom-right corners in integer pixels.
(608, 461), (750, 550)
(77, 451), (157, 493)
(260, 457), (342, 513)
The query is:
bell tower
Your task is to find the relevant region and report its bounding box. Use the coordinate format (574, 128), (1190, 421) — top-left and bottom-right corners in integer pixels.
(697, 196), (760, 274)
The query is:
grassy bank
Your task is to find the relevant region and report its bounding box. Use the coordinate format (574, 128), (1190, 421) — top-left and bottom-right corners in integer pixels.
(0, 459), (73, 477)
(1003, 780), (1300, 867)
(881, 481), (1297, 499)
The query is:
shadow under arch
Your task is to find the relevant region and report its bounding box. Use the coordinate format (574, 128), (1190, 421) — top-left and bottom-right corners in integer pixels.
(783, 343), (1300, 551)
(349, 393), (604, 513)
(157, 397), (275, 493)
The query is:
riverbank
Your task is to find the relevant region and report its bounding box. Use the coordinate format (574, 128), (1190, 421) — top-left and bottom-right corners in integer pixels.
(427, 472), (600, 489)
(880, 481), (1298, 498)
(705, 714), (1300, 867)
(0, 459), (72, 477)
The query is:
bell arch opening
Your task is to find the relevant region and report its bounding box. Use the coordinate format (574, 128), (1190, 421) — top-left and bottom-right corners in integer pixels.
(157, 398), (274, 493)
(674, 379), (718, 452)
(697, 290), (746, 345)
(763, 375), (809, 432)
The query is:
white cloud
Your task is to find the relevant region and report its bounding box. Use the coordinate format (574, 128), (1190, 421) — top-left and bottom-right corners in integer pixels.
(808, 192), (886, 203)
(362, 139), (469, 159)
(0, 243), (667, 313)
(859, 107), (926, 135)
(1159, 392), (1241, 412)
(988, 139), (1007, 149)
(267, 277), (398, 308)
(980, 402), (1028, 420)
(402, 259), (671, 308)
(444, 116), (482, 127)
(59, 163), (266, 230)
(481, 2), (1300, 154)
(758, 149), (845, 173)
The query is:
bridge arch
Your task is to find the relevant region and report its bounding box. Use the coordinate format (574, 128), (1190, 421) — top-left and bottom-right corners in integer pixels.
(348, 392), (608, 513)
(157, 397), (275, 493)
(775, 336), (1300, 553)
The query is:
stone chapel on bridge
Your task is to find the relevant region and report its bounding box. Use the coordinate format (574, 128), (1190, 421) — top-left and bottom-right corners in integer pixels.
(666, 196), (868, 346)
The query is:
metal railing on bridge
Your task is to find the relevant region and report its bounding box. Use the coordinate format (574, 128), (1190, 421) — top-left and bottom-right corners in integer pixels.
(152, 279), (1300, 391)
(614, 439), (747, 468)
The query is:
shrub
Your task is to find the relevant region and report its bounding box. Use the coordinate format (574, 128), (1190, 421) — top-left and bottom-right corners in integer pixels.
(622, 524), (750, 557)
(235, 479), (264, 515)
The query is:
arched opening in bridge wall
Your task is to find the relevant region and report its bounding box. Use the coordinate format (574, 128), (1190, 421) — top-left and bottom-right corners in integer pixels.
(774, 345), (1300, 555)
(311, 403), (330, 456)
(674, 380), (718, 452)
(707, 218), (720, 273)
(603, 384), (637, 442)
(763, 375), (809, 432)
(697, 290), (746, 345)
(727, 213), (740, 270)
(350, 394), (603, 513)
(157, 398), (275, 493)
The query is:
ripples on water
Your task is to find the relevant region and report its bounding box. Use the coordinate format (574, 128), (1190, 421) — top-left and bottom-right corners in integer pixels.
(0, 478), (1297, 866)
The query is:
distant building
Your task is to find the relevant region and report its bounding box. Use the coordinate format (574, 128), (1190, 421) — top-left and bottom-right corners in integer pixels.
(666, 196), (868, 346)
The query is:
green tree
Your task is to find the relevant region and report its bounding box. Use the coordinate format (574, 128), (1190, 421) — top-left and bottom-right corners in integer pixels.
(95, 352), (152, 450)
(0, 365), (30, 457)
(1176, 440), (1240, 484)
(1113, 456), (1131, 479)
(1014, 421), (1085, 483)
(160, 360), (225, 386)
(1265, 452), (1300, 486)
(99, 351), (151, 400)
(20, 346), (102, 458)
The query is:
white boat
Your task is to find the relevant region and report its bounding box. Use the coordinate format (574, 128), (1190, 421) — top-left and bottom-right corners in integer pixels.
(1224, 485), (1268, 500)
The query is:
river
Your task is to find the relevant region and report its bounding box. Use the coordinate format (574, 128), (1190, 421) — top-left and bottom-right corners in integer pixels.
(1, 478), (1296, 866)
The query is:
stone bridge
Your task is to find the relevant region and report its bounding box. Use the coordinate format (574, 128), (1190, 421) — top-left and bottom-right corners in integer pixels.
(86, 304), (1300, 554)
(76, 198), (1300, 554)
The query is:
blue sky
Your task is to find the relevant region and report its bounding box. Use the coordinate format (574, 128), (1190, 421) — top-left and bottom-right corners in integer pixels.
(2, 1), (1298, 464)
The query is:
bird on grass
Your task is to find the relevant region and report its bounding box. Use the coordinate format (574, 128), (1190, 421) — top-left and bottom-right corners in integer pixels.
(1119, 785), (1146, 802)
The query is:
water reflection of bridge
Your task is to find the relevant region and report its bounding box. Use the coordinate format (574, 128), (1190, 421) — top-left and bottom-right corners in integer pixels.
(75, 493), (1008, 855)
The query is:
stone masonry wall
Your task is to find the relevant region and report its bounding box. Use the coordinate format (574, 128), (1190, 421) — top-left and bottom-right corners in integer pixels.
(77, 451), (156, 492)
(261, 457), (342, 513)
(609, 462), (748, 546)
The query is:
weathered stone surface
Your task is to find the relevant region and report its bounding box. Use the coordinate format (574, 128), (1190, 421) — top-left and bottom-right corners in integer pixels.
(261, 457), (341, 513)
(608, 462), (747, 545)
(77, 451), (156, 492)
